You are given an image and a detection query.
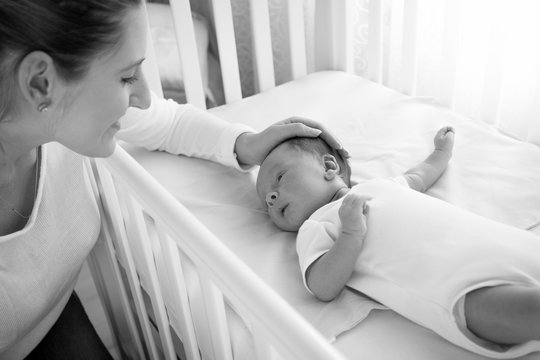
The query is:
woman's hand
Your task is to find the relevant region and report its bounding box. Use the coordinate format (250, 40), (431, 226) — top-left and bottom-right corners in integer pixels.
(234, 116), (350, 166)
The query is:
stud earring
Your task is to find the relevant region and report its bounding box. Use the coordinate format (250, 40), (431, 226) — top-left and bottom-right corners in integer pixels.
(37, 103), (49, 113)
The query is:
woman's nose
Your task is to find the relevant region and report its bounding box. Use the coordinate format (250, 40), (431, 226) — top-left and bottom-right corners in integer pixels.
(266, 191), (279, 207)
(129, 71), (151, 110)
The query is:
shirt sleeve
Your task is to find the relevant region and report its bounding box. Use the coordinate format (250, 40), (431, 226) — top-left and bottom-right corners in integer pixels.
(296, 220), (336, 294)
(117, 92), (255, 171)
(0, 285), (17, 352)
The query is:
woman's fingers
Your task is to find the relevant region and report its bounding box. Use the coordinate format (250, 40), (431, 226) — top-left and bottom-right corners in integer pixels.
(278, 117), (350, 158)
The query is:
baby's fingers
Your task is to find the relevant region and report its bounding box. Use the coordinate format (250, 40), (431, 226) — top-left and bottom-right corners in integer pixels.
(339, 194), (371, 221)
(343, 194), (370, 212)
(434, 126), (455, 151)
(435, 126), (454, 139)
(339, 194), (371, 234)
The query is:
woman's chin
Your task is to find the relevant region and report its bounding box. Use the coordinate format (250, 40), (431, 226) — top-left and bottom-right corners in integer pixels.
(84, 141), (117, 158)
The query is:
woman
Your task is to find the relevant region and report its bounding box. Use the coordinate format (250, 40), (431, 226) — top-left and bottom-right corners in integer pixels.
(0, 1), (345, 359)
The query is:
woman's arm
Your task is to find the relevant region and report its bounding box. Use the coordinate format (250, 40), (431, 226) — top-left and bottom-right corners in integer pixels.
(404, 126), (454, 192)
(118, 94), (346, 169)
(117, 93), (252, 169)
(306, 194), (370, 302)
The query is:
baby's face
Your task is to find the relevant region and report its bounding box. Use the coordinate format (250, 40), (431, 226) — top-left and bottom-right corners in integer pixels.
(256, 143), (340, 231)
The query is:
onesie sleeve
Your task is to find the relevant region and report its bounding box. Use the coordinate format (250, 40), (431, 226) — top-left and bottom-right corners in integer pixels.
(117, 92), (255, 171)
(296, 220), (336, 294)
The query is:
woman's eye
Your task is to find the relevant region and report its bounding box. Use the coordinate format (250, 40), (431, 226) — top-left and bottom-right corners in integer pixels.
(122, 75), (139, 85)
(277, 173), (284, 182)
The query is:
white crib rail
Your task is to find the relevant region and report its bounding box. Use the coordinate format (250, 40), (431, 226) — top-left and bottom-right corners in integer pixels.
(87, 146), (347, 360)
(209, 0), (242, 103)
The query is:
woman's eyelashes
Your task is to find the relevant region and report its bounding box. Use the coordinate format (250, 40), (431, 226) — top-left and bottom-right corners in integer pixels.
(122, 67), (141, 85)
(122, 74), (139, 85)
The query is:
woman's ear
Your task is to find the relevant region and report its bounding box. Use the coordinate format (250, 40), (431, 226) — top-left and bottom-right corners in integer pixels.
(17, 51), (55, 112)
(322, 154), (340, 180)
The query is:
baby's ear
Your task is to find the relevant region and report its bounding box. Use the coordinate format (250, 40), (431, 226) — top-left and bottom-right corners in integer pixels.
(322, 154), (340, 180)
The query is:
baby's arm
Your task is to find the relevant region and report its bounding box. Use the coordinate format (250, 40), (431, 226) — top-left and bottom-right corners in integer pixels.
(404, 126), (454, 192)
(306, 194), (370, 302)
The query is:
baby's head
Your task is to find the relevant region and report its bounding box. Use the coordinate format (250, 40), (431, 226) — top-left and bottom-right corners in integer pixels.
(256, 137), (351, 231)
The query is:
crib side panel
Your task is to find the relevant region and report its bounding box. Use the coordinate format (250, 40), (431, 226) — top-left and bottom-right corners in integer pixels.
(88, 147), (347, 360)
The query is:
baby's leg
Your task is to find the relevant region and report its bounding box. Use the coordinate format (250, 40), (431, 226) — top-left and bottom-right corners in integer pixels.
(465, 284), (540, 345)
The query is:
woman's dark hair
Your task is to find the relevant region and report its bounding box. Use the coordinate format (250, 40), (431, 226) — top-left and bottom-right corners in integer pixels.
(0, 0), (142, 118)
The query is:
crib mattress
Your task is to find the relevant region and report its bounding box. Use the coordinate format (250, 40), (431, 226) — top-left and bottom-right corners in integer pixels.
(124, 71), (540, 360)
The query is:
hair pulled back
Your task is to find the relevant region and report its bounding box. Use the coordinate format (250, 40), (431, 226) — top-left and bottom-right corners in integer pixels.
(0, 0), (142, 119)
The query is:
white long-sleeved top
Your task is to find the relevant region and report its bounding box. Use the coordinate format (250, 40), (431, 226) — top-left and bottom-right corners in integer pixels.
(0, 93), (253, 359)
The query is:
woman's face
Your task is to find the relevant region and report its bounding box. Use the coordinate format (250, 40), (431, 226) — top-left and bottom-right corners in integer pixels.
(52, 6), (151, 157)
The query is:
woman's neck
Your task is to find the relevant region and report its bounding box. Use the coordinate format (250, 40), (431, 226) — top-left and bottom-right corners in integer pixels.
(0, 120), (42, 187)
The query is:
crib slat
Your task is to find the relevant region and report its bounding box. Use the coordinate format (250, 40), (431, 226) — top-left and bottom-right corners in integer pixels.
(85, 160), (146, 360)
(198, 276), (234, 360)
(313, 0), (352, 72)
(210, 0), (243, 103)
(155, 224), (202, 360)
(439, 0), (460, 108)
(169, 0), (207, 109)
(286, 0), (307, 79)
(250, 0), (276, 92)
(93, 164), (161, 359)
(87, 225), (144, 360)
(401, 0), (419, 95)
(141, 2), (164, 98)
(252, 324), (277, 360)
(367, 0), (383, 83)
(121, 195), (177, 360)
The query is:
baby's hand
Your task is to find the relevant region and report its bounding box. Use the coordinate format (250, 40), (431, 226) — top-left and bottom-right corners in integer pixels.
(433, 126), (455, 153)
(338, 193), (371, 237)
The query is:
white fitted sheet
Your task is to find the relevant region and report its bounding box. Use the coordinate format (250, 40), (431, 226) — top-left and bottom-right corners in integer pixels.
(124, 71), (540, 360)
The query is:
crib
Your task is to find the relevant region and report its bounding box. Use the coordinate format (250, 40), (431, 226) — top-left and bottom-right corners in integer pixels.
(84, 1), (540, 359)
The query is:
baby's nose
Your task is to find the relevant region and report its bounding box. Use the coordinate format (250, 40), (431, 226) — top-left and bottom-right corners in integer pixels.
(266, 191), (279, 207)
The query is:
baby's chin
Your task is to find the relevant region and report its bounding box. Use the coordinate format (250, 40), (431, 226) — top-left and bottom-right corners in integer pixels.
(273, 216), (305, 232)
(275, 222), (301, 232)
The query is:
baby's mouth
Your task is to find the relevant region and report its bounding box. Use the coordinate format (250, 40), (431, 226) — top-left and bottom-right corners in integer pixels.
(280, 203), (289, 216)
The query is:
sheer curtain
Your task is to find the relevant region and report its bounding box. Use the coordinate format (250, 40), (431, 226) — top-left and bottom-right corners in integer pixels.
(351, 0), (540, 145)
(205, 0), (539, 145)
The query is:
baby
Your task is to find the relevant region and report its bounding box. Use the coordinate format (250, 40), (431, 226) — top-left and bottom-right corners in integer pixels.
(256, 127), (540, 358)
